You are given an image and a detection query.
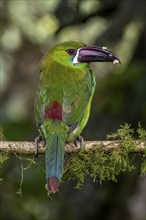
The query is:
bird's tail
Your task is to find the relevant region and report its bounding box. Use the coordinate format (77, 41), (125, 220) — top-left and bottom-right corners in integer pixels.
(45, 135), (65, 193)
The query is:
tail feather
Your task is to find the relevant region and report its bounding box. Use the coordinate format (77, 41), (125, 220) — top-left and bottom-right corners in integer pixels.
(46, 135), (65, 193)
(47, 177), (60, 193)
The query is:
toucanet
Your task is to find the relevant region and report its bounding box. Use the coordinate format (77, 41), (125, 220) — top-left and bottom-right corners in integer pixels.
(34, 41), (120, 193)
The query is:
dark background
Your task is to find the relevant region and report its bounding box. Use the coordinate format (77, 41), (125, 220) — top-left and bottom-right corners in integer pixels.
(0, 0), (146, 220)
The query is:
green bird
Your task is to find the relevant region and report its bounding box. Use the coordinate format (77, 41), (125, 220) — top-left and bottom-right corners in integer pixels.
(34, 41), (120, 193)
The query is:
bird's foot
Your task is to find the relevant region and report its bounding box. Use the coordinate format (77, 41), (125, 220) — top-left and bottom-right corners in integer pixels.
(74, 135), (84, 148)
(66, 136), (84, 149)
(34, 135), (46, 157)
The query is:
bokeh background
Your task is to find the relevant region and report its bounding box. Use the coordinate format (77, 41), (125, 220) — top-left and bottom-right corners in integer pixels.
(0, 0), (146, 220)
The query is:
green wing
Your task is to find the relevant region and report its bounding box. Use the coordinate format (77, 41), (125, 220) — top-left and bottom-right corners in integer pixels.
(62, 69), (95, 126)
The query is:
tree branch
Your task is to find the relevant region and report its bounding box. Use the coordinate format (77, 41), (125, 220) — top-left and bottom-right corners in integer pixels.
(0, 140), (145, 155)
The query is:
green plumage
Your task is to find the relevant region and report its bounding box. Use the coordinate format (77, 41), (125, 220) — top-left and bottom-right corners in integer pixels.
(35, 41), (95, 193)
(34, 41), (120, 193)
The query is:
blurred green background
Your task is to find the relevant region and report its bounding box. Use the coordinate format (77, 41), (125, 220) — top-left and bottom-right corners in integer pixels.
(0, 0), (146, 220)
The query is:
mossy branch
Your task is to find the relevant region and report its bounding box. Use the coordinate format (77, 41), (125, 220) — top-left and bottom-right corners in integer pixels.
(0, 124), (146, 189)
(0, 140), (145, 155)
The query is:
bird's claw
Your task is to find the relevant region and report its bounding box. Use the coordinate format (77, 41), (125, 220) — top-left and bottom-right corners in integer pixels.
(34, 135), (46, 157)
(74, 135), (84, 148)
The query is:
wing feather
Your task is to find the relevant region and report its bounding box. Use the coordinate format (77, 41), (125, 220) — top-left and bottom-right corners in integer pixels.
(62, 69), (95, 126)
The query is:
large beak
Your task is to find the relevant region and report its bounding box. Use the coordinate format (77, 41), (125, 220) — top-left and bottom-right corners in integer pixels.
(73, 46), (121, 65)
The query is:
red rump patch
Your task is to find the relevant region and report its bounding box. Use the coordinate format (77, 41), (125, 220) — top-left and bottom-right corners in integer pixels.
(44, 101), (62, 120)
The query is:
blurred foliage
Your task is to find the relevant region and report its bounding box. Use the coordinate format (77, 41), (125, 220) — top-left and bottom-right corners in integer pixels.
(0, 0), (146, 220)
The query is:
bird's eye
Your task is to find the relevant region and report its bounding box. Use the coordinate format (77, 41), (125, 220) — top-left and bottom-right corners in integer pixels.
(66, 48), (76, 55)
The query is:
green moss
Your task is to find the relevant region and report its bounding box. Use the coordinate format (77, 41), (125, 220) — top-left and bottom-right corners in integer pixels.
(63, 123), (146, 188)
(0, 127), (9, 167)
(137, 122), (146, 140)
(0, 123), (145, 190)
(140, 139), (146, 177)
(0, 152), (9, 167)
(141, 158), (146, 177)
(137, 123), (146, 176)
(15, 155), (36, 197)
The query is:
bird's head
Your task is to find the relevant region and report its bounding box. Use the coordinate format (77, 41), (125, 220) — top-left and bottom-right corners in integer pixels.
(44, 41), (120, 68)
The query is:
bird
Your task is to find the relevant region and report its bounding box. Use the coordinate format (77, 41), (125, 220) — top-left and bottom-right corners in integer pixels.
(34, 41), (120, 193)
